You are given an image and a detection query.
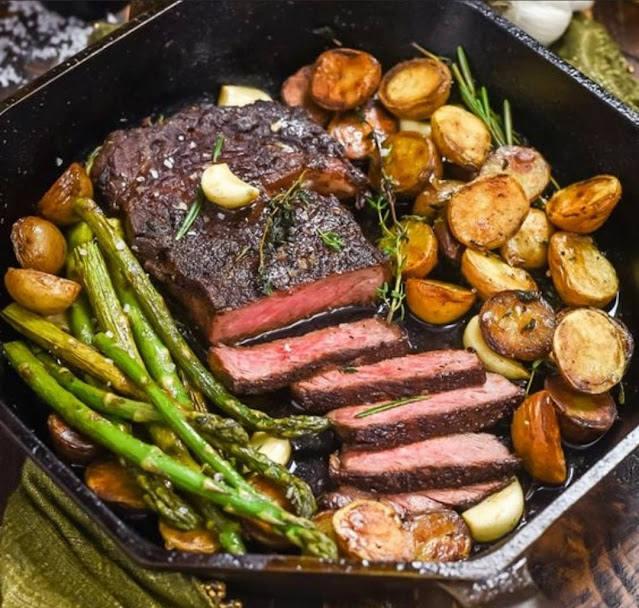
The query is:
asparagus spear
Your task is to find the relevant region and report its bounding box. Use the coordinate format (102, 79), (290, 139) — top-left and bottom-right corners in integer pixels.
(68, 293), (96, 346)
(74, 197), (329, 438)
(3, 341), (336, 558)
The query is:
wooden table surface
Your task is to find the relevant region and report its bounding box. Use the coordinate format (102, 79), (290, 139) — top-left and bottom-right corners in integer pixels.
(3, 3), (639, 607)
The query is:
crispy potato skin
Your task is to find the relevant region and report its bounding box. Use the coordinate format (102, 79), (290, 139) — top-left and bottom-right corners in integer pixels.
(379, 57), (452, 120)
(159, 521), (220, 554)
(552, 308), (633, 394)
(4, 267), (81, 315)
(479, 146), (550, 202)
(48, 413), (102, 465)
(461, 249), (537, 300)
(38, 162), (92, 225)
(545, 375), (617, 444)
(511, 390), (567, 485)
(548, 232), (618, 308)
(280, 64), (331, 126)
(448, 174), (530, 250)
(11, 216), (67, 275)
(406, 278), (476, 325)
(310, 48), (381, 111)
(85, 459), (148, 510)
(500, 208), (554, 270)
(479, 290), (555, 361)
(431, 105), (491, 169)
(546, 175), (621, 234)
(412, 179), (464, 222)
(381, 220), (438, 279)
(406, 510), (472, 562)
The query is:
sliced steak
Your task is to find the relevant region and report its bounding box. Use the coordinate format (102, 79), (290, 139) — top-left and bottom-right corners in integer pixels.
(328, 373), (524, 447)
(292, 349), (486, 413)
(208, 317), (408, 394)
(330, 433), (520, 493)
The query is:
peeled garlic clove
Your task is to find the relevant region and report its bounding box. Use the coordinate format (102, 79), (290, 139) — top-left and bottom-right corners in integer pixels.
(201, 163), (260, 209)
(249, 432), (292, 466)
(503, 1), (573, 46)
(218, 85), (272, 107)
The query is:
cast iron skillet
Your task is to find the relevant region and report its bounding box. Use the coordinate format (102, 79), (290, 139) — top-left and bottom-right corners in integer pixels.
(2, 1), (639, 605)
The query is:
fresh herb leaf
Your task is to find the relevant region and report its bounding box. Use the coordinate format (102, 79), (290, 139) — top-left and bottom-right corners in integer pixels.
(340, 367), (358, 374)
(175, 190), (204, 241)
(212, 135), (224, 162)
(234, 245), (251, 263)
(619, 381), (626, 405)
(318, 229), (344, 252)
(355, 395), (430, 419)
(525, 358), (545, 398)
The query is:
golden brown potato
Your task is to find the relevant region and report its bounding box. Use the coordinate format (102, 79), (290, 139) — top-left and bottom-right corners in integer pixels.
(433, 215), (464, 264)
(546, 175), (621, 234)
(369, 132), (442, 195)
(412, 179), (464, 222)
(381, 219), (438, 279)
(479, 146), (550, 202)
(159, 521), (220, 554)
(431, 105), (491, 169)
(4, 268), (81, 315)
(511, 390), (567, 485)
(310, 48), (381, 111)
(461, 249), (537, 300)
(378, 57), (452, 120)
(406, 278), (476, 325)
(448, 174), (530, 250)
(280, 64), (332, 126)
(548, 232), (618, 308)
(500, 208), (554, 270)
(545, 375), (617, 444)
(333, 500), (413, 561)
(38, 162), (93, 225)
(327, 100), (397, 160)
(311, 511), (339, 544)
(244, 476), (293, 549)
(11, 216), (67, 275)
(552, 308), (633, 394)
(479, 290), (555, 361)
(406, 510), (472, 562)
(85, 459), (148, 510)
(48, 413), (102, 464)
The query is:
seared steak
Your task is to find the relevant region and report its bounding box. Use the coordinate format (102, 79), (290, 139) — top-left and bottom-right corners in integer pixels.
(208, 317), (408, 394)
(292, 350), (486, 413)
(330, 433), (520, 493)
(328, 373), (524, 447)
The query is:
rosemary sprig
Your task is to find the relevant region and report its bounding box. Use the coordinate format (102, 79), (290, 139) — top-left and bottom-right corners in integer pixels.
(354, 395), (430, 419)
(318, 229), (344, 253)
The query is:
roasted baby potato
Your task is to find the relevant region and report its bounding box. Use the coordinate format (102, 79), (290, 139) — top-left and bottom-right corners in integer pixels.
(48, 413), (102, 465)
(431, 105), (491, 169)
(381, 219), (438, 279)
(369, 131), (442, 195)
(310, 48), (382, 111)
(280, 64), (331, 125)
(311, 510), (338, 544)
(463, 315), (530, 381)
(333, 500), (413, 561)
(548, 232), (618, 308)
(448, 174), (530, 250)
(479, 146), (550, 202)
(38, 162), (93, 225)
(552, 308), (633, 394)
(412, 179), (464, 222)
(511, 390), (567, 485)
(378, 57), (452, 119)
(546, 175), (621, 234)
(433, 215), (464, 264)
(244, 476), (293, 549)
(85, 459), (148, 510)
(545, 374), (617, 444)
(399, 118), (431, 136)
(479, 290), (555, 361)
(11, 216), (67, 275)
(407, 509), (472, 562)
(406, 278), (476, 325)
(461, 249), (537, 300)
(500, 208), (554, 270)
(327, 100), (397, 160)
(159, 521), (220, 554)
(4, 268), (81, 315)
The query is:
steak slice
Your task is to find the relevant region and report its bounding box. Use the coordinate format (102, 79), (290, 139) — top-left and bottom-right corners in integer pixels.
(330, 433), (520, 493)
(292, 349), (486, 413)
(208, 317), (409, 394)
(328, 373), (524, 447)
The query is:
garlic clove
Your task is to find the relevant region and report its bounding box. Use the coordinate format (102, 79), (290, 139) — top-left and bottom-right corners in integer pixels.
(399, 119), (432, 137)
(249, 432), (292, 466)
(503, 1), (573, 46)
(201, 163), (260, 209)
(218, 85), (272, 107)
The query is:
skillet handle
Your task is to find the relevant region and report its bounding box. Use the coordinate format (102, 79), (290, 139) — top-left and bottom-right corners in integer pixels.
(437, 558), (540, 607)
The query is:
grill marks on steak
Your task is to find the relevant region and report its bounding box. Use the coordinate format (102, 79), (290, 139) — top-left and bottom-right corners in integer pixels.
(328, 373), (524, 447)
(330, 433), (521, 493)
(292, 349), (486, 413)
(208, 318), (408, 394)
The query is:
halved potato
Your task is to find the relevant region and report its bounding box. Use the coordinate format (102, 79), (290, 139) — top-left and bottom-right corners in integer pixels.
(244, 475), (293, 549)
(406, 510), (472, 562)
(546, 175), (621, 234)
(310, 48), (381, 111)
(463, 315), (530, 381)
(159, 521), (219, 554)
(311, 510), (338, 544)
(500, 208), (554, 270)
(48, 413), (101, 465)
(431, 105), (491, 169)
(11, 216), (67, 275)
(548, 232), (618, 308)
(552, 308), (633, 394)
(38, 162), (93, 225)
(378, 57), (452, 120)
(85, 459), (147, 510)
(479, 290), (555, 361)
(412, 179), (464, 222)
(461, 248), (537, 300)
(369, 132), (442, 195)
(4, 268), (81, 315)
(399, 119), (431, 137)
(406, 278), (476, 325)
(218, 85), (272, 106)
(448, 174), (530, 250)
(511, 390), (567, 485)
(327, 100), (397, 160)
(433, 215), (464, 264)
(280, 64), (331, 125)
(479, 146), (551, 202)
(380, 219), (438, 278)
(545, 374), (617, 444)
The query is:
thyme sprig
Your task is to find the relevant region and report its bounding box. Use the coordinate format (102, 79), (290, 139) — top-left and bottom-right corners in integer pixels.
(355, 395), (430, 419)
(318, 229), (344, 253)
